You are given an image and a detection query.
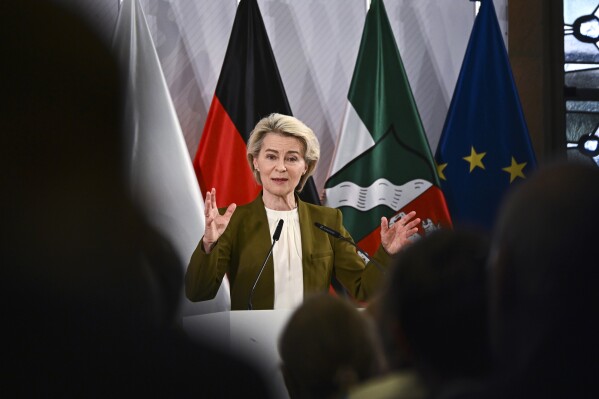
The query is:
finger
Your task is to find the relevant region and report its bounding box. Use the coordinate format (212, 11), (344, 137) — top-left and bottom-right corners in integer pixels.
(204, 214), (214, 231)
(380, 216), (389, 232)
(211, 187), (217, 208)
(212, 189), (219, 210)
(407, 226), (419, 235)
(223, 203), (237, 220)
(204, 191), (212, 216)
(401, 211), (417, 224)
(405, 218), (421, 230)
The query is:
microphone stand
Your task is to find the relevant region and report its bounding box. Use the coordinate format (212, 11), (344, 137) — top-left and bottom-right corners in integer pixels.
(314, 222), (385, 273)
(248, 219), (284, 310)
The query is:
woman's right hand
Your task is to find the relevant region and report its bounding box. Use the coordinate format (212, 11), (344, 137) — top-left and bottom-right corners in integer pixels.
(202, 188), (237, 253)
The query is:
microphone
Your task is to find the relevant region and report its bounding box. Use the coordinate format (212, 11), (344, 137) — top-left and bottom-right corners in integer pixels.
(248, 219), (284, 310)
(314, 222), (385, 273)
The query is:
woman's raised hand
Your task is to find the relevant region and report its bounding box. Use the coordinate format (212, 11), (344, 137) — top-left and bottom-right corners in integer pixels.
(202, 188), (237, 253)
(380, 211), (421, 255)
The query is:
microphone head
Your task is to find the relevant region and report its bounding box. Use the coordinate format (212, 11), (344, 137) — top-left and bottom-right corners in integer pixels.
(314, 222), (342, 238)
(273, 219), (284, 241)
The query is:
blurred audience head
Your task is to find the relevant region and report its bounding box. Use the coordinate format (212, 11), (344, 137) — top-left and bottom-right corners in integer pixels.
(2, 0), (124, 192)
(488, 160), (599, 396)
(376, 228), (492, 392)
(1, 0), (183, 329)
(0, 2), (276, 398)
(0, 1), (187, 394)
(279, 293), (383, 399)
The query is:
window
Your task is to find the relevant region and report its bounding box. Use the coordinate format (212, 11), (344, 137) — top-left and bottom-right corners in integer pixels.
(564, 1), (599, 166)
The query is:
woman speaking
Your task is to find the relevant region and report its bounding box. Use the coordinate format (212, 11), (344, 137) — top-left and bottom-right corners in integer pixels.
(185, 113), (420, 310)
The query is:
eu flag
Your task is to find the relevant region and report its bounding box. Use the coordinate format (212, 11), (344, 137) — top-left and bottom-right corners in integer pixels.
(435, 0), (537, 231)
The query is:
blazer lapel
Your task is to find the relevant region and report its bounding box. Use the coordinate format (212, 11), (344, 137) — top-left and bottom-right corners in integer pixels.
(297, 198), (333, 293)
(243, 195), (275, 309)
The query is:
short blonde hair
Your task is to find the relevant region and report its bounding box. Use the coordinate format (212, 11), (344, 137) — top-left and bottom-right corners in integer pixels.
(247, 113), (320, 192)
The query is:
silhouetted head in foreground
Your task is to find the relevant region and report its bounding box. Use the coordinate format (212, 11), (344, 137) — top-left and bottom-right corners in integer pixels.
(1, 2), (273, 397)
(279, 294), (383, 399)
(487, 160), (599, 398)
(376, 227), (492, 396)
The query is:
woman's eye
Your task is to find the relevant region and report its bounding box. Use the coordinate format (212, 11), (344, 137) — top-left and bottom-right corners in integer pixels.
(266, 154), (276, 160)
(287, 157), (298, 163)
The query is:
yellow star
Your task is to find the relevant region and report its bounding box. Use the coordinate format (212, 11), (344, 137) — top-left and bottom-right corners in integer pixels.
(463, 146), (486, 172)
(502, 157), (527, 183)
(436, 161), (448, 180)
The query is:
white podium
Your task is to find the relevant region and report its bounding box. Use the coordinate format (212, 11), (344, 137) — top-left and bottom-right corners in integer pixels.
(182, 310), (294, 399)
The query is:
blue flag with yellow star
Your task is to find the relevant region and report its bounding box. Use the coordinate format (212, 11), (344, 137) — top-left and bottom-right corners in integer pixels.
(435, 0), (537, 231)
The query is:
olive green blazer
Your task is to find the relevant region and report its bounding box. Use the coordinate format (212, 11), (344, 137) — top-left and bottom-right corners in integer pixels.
(185, 194), (391, 310)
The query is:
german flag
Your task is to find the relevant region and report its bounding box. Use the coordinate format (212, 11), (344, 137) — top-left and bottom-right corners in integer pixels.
(193, 0), (320, 207)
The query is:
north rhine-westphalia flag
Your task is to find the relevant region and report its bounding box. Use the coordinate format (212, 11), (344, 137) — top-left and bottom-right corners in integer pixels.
(324, 0), (452, 256)
(435, 0), (537, 232)
(193, 0), (320, 208)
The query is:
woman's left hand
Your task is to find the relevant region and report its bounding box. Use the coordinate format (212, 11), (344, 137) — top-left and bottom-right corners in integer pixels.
(380, 211), (421, 255)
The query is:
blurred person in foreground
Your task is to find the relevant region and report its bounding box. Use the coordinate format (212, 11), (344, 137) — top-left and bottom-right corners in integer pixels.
(278, 293), (384, 399)
(186, 113), (421, 310)
(351, 228), (492, 399)
(479, 160), (599, 399)
(1, 1), (273, 397)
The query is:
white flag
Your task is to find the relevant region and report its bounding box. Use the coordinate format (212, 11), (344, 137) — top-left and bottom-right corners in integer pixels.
(112, 0), (231, 316)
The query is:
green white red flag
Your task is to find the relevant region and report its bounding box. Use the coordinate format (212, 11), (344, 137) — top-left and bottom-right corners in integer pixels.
(324, 0), (452, 255)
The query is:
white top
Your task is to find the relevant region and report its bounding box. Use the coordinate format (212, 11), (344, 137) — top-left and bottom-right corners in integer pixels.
(265, 207), (304, 309)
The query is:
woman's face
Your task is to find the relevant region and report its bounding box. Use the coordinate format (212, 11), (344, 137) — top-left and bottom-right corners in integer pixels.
(253, 132), (307, 199)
